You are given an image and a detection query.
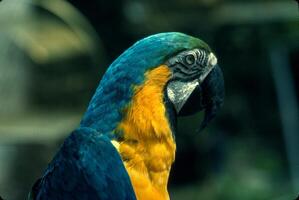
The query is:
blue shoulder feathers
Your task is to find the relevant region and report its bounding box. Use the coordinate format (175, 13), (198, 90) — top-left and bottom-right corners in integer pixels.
(31, 127), (136, 200)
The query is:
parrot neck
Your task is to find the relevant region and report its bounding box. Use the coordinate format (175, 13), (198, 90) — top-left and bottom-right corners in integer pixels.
(114, 65), (176, 200)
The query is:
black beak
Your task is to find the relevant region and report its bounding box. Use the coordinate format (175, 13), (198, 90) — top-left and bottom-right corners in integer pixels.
(178, 65), (225, 132)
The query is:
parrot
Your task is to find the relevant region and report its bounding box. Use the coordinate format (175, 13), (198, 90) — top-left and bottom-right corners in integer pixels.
(28, 32), (224, 200)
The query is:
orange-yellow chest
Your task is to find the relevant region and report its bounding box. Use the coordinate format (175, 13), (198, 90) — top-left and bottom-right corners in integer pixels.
(114, 66), (176, 200)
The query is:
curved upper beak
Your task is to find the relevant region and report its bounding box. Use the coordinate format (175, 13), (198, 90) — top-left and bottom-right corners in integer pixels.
(198, 64), (224, 131)
(178, 64), (225, 132)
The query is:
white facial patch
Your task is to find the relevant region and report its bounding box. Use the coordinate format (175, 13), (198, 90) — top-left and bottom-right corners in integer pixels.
(167, 79), (199, 113)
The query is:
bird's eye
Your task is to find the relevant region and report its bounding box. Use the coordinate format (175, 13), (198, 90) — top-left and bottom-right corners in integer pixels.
(185, 54), (196, 65)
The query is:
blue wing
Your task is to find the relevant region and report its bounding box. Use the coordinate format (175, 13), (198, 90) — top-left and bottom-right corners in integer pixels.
(30, 127), (136, 200)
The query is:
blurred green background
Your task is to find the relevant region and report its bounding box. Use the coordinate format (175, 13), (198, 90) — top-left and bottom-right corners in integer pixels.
(0, 0), (298, 199)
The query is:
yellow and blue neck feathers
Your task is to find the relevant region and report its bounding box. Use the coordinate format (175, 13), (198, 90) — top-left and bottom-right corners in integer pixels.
(114, 65), (176, 200)
(117, 65), (173, 140)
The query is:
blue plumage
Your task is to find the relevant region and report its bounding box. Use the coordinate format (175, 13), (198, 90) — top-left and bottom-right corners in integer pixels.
(31, 127), (136, 200)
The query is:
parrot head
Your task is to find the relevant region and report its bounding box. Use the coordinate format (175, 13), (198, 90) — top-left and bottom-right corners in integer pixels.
(81, 32), (224, 135)
(165, 47), (224, 131)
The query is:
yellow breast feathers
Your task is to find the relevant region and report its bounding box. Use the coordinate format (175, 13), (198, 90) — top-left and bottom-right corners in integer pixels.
(114, 65), (176, 200)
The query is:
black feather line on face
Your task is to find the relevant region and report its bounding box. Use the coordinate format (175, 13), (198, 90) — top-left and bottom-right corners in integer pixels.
(167, 49), (209, 82)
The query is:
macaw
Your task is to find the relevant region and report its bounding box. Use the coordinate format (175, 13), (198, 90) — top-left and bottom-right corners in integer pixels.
(28, 32), (224, 200)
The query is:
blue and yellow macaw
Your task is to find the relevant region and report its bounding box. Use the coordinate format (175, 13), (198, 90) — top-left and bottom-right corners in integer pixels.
(29, 32), (224, 200)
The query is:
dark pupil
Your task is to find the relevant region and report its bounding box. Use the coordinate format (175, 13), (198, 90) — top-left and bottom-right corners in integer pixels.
(185, 54), (195, 65)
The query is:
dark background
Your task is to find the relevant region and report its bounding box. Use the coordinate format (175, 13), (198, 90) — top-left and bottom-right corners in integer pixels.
(0, 0), (298, 199)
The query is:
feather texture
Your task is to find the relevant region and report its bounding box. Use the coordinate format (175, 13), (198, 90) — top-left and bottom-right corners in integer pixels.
(30, 127), (136, 200)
